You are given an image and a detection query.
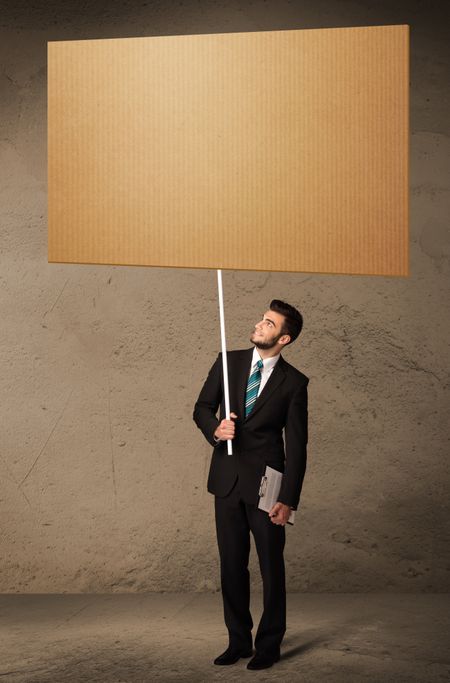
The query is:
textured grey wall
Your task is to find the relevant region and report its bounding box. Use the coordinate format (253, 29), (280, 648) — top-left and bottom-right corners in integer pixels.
(1, 0), (449, 593)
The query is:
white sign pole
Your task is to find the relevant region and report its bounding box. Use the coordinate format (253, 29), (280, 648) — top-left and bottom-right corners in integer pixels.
(217, 269), (233, 455)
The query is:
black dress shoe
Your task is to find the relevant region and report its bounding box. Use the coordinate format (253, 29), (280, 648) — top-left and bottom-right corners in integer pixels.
(213, 647), (254, 665)
(247, 651), (280, 670)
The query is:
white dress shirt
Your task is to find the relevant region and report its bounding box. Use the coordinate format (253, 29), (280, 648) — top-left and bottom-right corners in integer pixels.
(249, 346), (280, 396)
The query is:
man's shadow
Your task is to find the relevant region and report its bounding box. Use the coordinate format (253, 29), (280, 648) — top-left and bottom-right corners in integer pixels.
(281, 633), (325, 660)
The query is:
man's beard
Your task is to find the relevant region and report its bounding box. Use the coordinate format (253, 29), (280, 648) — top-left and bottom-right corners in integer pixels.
(250, 332), (282, 350)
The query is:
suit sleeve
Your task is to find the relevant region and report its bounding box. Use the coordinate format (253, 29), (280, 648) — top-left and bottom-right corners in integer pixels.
(193, 353), (223, 447)
(277, 378), (309, 511)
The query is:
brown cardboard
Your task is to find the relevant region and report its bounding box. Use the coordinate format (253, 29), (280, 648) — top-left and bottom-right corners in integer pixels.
(48, 25), (409, 276)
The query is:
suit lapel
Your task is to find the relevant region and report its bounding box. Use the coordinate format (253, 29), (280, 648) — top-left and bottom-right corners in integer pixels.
(233, 348), (254, 420)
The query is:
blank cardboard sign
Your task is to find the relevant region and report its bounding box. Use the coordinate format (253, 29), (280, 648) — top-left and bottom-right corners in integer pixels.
(48, 25), (409, 276)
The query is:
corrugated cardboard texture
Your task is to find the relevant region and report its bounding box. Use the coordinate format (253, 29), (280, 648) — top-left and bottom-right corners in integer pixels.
(48, 25), (409, 275)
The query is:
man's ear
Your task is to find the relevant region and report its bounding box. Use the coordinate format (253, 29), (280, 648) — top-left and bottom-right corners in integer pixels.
(279, 335), (291, 346)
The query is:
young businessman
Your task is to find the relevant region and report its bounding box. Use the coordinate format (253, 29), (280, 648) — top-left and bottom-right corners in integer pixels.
(193, 300), (309, 671)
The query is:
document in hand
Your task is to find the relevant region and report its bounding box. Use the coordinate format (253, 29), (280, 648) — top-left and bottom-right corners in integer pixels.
(258, 465), (296, 525)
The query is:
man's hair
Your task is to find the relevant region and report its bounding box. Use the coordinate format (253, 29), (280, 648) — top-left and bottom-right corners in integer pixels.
(269, 299), (303, 345)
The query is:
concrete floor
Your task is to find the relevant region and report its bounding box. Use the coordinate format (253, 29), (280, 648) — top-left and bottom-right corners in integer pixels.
(0, 593), (449, 682)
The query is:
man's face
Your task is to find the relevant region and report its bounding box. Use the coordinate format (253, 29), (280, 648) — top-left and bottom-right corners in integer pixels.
(250, 309), (290, 350)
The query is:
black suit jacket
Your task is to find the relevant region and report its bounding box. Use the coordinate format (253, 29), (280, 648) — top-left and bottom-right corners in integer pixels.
(193, 347), (309, 510)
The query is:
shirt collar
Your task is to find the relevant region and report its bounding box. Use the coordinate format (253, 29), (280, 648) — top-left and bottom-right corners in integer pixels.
(252, 346), (281, 372)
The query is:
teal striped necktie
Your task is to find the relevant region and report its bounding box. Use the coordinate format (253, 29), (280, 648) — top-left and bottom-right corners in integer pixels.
(245, 359), (264, 417)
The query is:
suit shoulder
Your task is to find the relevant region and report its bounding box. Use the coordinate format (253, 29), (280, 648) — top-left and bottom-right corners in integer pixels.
(218, 348), (252, 358)
(281, 357), (309, 385)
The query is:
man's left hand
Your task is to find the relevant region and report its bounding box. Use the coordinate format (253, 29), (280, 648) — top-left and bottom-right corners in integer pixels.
(268, 502), (291, 526)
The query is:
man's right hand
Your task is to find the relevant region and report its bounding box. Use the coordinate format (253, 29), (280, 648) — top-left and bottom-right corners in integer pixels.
(214, 412), (238, 440)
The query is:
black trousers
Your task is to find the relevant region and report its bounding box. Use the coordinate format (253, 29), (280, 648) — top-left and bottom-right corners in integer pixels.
(214, 476), (286, 657)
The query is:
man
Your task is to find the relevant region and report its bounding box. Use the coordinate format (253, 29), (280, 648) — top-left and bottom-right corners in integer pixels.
(193, 299), (309, 671)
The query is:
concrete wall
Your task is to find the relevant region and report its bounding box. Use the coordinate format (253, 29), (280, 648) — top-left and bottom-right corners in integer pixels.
(1, 0), (448, 592)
